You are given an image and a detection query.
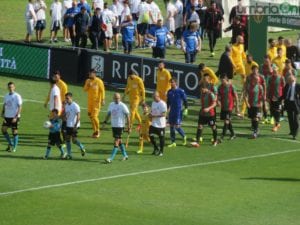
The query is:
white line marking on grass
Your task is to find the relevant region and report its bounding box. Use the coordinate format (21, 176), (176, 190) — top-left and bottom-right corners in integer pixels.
(271, 137), (300, 144)
(0, 148), (299, 197)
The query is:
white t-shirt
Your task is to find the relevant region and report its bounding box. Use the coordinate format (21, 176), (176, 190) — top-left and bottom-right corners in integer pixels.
(149, 1), (161, 24)
(102, 8), (116, 25)
(174, 0), (183, 28)
(93, 0), (104, 10)
(151, 100), (167, 128)
(62, 0), (72, 15)
(50, 1), (62, 21)
(65, 101), (80, 128)
(121, 5), (131, 23)
(3, 92), (22, 118)
(137, 1), (150, 24)
(49, 84), (62, 112)
(109, 4), (119, 26)
(25, 2), (37, 21)
(34, 1), (47, 20)
(108, 102), (129, 128)
(129, 0), (141, 14)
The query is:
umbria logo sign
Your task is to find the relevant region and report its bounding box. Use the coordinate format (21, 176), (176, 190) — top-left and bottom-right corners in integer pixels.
(0, 47), (17, 70)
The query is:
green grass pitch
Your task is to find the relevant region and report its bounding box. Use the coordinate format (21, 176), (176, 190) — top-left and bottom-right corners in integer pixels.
(1, 0), (300, 224)
(0, 75), (300, 225)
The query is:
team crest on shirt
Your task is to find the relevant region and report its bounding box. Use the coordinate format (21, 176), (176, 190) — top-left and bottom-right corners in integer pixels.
(91, 55), (104, 78)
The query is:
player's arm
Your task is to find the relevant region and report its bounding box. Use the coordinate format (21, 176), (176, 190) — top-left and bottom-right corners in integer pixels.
(233, 89), (239, 114)
(103, 111), (111, 125)
(83, 79), (90, 92)
(203, 94), (216, 112)
(123, 80), (130, 101)
(196, 35), (201, 52)
(74, 112), (80, 129)
(208, 68), (219, 84)
(125, 112), (131, 133)
(100, 80), (105, 106)
(1, 103), (5, 118)
(139, 79), (146, 104)
(44, 89), (51, 108)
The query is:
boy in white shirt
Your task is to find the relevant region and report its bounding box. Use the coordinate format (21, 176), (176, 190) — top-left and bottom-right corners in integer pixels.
(25, 0), (37, 43)
(64, 92), (86, 159)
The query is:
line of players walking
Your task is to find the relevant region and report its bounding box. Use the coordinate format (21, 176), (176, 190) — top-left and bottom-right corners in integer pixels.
(1, 58), (299, 162)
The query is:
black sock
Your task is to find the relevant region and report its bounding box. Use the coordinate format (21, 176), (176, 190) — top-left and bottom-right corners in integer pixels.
(159, 136), (165, 153)
(212, 128), (217, 141)
(196, 128), (202, 141)
(222, 123), (228, 136)
(228, 122), (234, 136)
(150, 136), (158, 150)
(253, 120), (258, 133)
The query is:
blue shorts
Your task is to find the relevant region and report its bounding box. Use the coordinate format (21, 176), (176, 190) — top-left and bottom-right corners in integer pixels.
(168, 111), (182, 125)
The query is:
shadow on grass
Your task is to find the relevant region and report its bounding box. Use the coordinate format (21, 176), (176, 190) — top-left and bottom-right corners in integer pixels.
(0, 153), (100, 163)
(241, 177), (300, 182)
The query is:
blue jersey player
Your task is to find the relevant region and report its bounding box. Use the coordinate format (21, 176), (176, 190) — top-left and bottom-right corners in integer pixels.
(167, 77), (188, 147)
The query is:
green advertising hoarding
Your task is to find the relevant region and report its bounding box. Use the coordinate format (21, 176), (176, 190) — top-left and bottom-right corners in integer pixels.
(0, 42), (49, 78)
(248, 1), (300, 65)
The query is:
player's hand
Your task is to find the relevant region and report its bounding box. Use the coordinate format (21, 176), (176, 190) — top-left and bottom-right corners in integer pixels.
(12, 118), (17, 123)
(203, 108), (209, 113)
(101, 100), (105, 106)
(127, 127), (132, 134)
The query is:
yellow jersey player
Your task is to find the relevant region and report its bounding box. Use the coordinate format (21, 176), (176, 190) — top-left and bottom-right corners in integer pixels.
(137, 104), (151, 154)
(272, 47), (287, 75)
(156, 61), (171, 102)
(276, 36), (286, 58)
(124, 70), (145, 130)
(267, 38), (277, 61)
(198, 63), (219, 85)
(83, 69), (105, 138)
(230, 35), (246, 84)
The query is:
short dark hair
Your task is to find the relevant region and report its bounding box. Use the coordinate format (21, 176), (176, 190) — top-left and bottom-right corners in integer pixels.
(198, 63), (205, 71)
(268, 38), (274, 44)
(170, 77), (177, 83)
(220, 73), (228, 79)
(7, 81), (14, 87)
(90, 68), (96, 73)
(53, 70), (60, 75)
(51, 109), (59, 114)
(65, 92), (73, 97)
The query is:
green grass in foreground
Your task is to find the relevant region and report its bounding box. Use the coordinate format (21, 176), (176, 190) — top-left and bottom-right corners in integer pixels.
(0, 75), (300, 225)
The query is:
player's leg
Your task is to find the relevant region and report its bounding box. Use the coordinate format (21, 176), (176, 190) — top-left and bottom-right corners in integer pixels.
(149, 126), (159, 155)
(175, 123), (187, 146)
(11, 119), (19, 152)
(2, 120), (13, 151)
(158, 128), (165, 156)
(71, 129), (85, 156)
(107, 128), (122, 162)
(119, 131), (128, 161)
(209, 118), (218, 146)
(44, 133), (54, 159)
(138, 133), (144, 154)
(65, 128), (73, 159)
(168, 124), (176, 147)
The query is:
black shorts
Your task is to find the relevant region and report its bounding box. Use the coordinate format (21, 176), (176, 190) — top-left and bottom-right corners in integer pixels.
(112, 127), (124, 139)
(185, 51), (197, 63)
(270, 100), (281, 115)
(220, 110), (232, 120)
(66, 127), (78, 137)
(137, 23), (148, 35)
(51, 20), (61, 31)
(35, 20), (46, 30)
(149, 125), (165, 137)
(198, 115), (215, 126)
(2, 118), (19, 129)
(152, 47), (166, 59)
(113, 27), (120, 35)
(48, 132), (62, 146)
(248, 107), (261, 119)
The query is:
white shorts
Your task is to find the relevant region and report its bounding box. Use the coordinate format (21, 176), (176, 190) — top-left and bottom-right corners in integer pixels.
(26, 19), (34, 35)
(105, 24), (113, 39)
